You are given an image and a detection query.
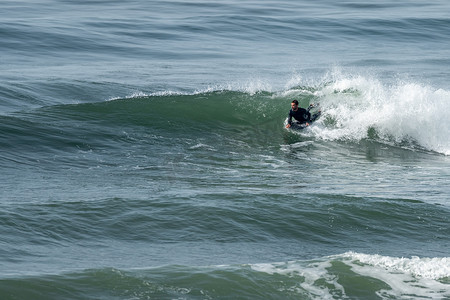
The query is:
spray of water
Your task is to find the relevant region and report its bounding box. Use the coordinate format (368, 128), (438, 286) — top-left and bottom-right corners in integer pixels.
(311, 73), (450, 155)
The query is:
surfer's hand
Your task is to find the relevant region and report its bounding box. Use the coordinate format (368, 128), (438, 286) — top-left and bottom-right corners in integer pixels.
(306, 123), (310, 126)
(286, 124), (291, 128)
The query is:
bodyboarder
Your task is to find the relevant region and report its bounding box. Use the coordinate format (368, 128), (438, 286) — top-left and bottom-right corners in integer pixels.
(285, 99), (311, 128)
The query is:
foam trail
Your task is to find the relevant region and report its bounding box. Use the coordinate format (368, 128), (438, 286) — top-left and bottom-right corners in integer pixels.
(341, 252), (450, 299)
(251, 252), (450, 299)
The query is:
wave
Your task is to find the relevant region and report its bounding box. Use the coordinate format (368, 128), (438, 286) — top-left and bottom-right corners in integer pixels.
(1, 252), (448, 300)
(1, 72), (449, 156)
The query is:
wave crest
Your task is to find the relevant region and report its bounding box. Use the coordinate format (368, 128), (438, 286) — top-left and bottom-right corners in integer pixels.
(309, 74), (450, 155)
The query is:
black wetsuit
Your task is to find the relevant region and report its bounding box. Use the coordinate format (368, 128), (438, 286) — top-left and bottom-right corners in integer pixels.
(288, 107), (311, 125)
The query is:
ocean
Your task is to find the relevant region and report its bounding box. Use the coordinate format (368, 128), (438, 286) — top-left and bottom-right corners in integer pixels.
(1, 0), (449, 299)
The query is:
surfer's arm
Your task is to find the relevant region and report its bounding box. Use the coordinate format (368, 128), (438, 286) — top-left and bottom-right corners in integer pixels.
(286, 111), (293, 128)
(304, 111), (311, 126)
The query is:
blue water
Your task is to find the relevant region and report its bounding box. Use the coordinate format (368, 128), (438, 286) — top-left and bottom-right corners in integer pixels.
(1, 1), (449, 299)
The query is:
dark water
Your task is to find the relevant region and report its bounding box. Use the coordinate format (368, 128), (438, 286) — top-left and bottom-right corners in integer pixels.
(1, 1), (449, 299)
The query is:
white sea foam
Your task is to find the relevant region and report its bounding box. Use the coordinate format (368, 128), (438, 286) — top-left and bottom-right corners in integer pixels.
(340, 252), (450, 299)
(107, 89), (209, 101)
(251, 252), (450, 299)
(188, 143), (216, 151)
(341, 252), (450, 280)
(312, 74), (450, 155)
(251, 259), (346, 300)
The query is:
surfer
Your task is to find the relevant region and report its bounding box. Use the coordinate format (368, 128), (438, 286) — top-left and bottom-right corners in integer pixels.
(285, 100), (311, 128)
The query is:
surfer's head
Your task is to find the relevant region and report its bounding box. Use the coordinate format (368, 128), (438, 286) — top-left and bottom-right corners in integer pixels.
(291, 100), (299, 110)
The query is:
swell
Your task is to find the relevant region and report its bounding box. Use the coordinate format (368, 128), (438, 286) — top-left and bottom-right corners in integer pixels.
(1, 194), (447, 254)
